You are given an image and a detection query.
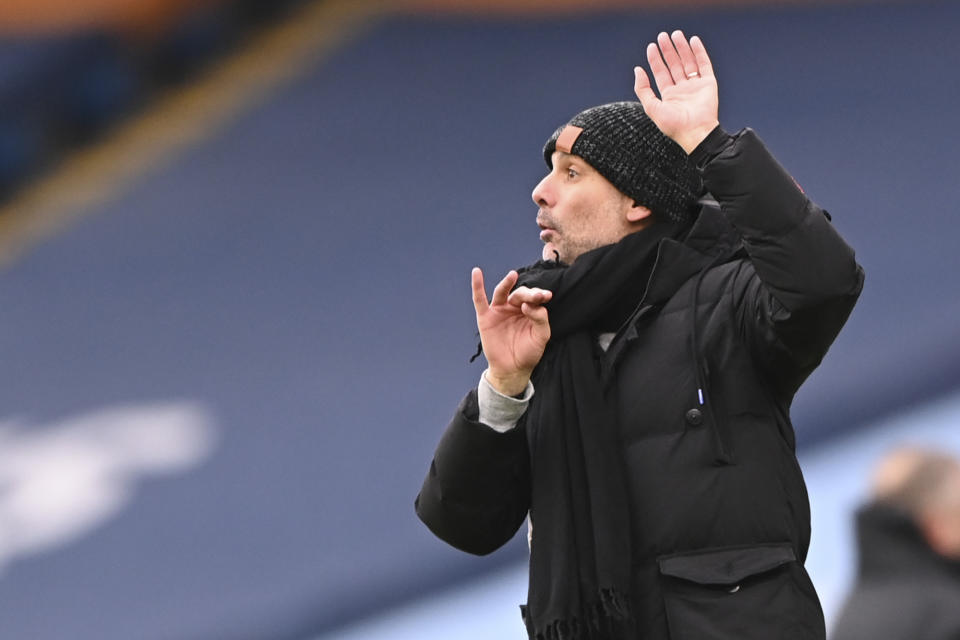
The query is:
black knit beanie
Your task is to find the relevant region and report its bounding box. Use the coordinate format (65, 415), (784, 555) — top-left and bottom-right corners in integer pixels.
(543, 101), (702, 224)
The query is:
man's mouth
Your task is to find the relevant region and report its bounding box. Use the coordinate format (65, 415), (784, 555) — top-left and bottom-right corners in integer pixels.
(537, 213), (556, 242)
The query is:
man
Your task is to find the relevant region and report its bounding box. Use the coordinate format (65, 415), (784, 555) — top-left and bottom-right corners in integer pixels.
(831, 448), (960, 640)
(415, 30), (863, 639)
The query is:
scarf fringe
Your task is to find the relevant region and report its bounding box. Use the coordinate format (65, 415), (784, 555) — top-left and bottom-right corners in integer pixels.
(598, 587), (631, 620)
(524, 588), (633, 640)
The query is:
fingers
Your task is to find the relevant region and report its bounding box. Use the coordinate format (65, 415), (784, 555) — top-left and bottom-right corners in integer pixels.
(657, 31), (686, 84)
(521, 302), (550, 326)
(647, 30), (709, 87)
(471, 267), (489, 314)
(646, 41), (673, 91)
(490, 270), (518, 307)
(473, 269), (552, 316)
(670, 30), (701, 80)
(689, 35), (714, 79)
(508, 286), (553, 308)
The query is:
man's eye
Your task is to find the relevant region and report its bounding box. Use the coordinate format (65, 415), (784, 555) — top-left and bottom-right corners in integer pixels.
(566, 168), (578, 179)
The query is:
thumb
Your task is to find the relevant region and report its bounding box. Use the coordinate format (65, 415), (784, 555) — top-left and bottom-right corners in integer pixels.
(633, 67), (659, 110)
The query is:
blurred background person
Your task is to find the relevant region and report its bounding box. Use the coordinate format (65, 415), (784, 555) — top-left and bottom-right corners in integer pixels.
(831, 447), (960, 640)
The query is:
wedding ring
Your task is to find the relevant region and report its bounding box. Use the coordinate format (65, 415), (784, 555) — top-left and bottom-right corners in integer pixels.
(687, 71), (700, 78)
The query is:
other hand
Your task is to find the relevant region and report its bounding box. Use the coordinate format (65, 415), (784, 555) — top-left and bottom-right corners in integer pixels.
(633, 30), (719, 154)
(471, 268), (551, 396)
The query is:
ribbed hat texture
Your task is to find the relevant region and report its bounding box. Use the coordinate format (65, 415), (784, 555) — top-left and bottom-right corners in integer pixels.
(543, 101), (702, 224)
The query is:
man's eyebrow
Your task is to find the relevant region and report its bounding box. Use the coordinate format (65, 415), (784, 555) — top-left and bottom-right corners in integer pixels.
(554, 151), (590, 172)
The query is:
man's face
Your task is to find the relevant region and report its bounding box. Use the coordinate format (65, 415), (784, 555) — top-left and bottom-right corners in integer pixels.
(532, 151), (648, 263)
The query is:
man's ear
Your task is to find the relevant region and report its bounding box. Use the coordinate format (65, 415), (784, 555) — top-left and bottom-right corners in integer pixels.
(626, 202), (653, 223)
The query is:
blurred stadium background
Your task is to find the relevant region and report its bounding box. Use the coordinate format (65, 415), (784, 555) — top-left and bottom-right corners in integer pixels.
(0, 0), (958, 638)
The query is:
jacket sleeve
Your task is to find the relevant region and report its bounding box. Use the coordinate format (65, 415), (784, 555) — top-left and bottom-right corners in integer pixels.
(415, 389), (531, 555)
(698, 127), (865, 395)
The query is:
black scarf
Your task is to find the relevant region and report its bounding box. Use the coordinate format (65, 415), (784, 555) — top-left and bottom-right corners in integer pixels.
(515, 220), (689, 640)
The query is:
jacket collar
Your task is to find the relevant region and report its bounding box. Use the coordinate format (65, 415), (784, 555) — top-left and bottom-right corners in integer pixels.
(601, 203), (742, 374)
(639, 202), (743, 307)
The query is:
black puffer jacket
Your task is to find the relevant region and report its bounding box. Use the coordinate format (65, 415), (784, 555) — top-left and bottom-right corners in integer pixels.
(831, 505), (960, 640)
(416, 128), (864, 639)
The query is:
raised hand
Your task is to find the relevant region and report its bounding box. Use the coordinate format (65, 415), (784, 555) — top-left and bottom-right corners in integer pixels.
(633, 30), (719, 154)
(471, 268), (552, 396)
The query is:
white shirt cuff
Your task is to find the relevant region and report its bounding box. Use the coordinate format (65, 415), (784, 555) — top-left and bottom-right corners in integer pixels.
(477, 370), (533, 433)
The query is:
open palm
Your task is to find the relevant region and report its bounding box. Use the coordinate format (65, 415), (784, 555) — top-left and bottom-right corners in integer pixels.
(633, 30), (720, 154)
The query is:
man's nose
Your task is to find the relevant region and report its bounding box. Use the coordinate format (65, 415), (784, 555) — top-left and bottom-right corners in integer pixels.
(531, 174), (553, 208)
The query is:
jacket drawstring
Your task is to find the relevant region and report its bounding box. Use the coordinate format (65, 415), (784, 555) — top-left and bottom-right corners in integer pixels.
(689, 253), (734, 465)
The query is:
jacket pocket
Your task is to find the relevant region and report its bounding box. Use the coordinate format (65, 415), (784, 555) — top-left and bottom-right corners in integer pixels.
(657, 543), (823, 640)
